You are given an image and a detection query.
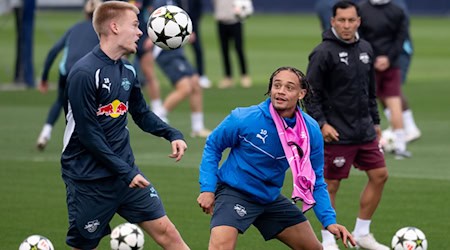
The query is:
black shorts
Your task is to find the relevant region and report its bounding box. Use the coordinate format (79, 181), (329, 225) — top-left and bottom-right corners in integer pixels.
(63, 175), (165, 249)
(211, 184), (307, 241)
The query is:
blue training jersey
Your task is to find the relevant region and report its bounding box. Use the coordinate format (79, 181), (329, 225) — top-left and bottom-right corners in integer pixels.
(62, 45), (184, 184)
(199, 98), (337, 228)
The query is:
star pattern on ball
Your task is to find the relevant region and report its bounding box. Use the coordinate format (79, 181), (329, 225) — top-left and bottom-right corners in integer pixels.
(395, 234), (407, 247)
(116, 233), (127, 246)
(176, 23), (190, 45)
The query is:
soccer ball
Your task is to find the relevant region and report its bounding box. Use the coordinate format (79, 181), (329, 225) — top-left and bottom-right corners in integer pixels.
(233, 0), (254, 20)
(391, 227), (428, 250)
(147, 5), (192, 50)
(110, 223), (145, 250)
(380, 129), (395, 153)
(19, 235), (54, 250)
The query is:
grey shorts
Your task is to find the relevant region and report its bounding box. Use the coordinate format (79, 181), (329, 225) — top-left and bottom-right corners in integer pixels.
(63, 175), (165, 249)
(211, 184), (307, 240)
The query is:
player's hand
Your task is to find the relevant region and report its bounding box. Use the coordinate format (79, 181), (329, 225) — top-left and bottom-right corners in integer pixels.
(169, 139), (187, 162)
(374, 124), (382, 141)
(374, 55), (390, 72)
(189, 32), (197, 43)
(197, 192), (215, 215)
(129, 174), (150, 188)
(143, 38), (154, 51)
(321, 123), (339, 142)
(38, 80), (48, 94)
(326, 224), (356, 248)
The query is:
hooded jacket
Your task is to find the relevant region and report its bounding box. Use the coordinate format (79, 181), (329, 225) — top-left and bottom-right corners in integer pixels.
(358, 0), (407, 67)
(306, 29), (380, 144)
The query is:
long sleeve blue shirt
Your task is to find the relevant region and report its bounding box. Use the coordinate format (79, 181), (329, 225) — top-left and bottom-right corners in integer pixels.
(199, 98), (337, 228)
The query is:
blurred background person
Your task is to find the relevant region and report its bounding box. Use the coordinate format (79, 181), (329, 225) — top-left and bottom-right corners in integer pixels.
(36, 0), (102, 150)
(358, 0), (411, 159)
(13, 0), (36, 88)
(315, 0), (337, 31)
(385, 0), (421, 143)
(213, 0), (252, 89)
(182, 0), (212, 88)
(151, 0), (211, 138)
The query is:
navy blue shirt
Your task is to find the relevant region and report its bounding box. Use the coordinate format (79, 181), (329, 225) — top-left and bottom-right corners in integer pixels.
(62, 45), (184, 184)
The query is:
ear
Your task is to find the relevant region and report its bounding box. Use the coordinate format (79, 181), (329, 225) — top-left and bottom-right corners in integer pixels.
(298, 89), (307, 100)
(110, 21), (119, 35)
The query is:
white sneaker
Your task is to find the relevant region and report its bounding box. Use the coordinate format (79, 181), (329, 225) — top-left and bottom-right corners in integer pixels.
(405, 127), (421, 143)
(36, 134), (49, 151)
(190, 128), (212, 138)
(354, 233), (389, 250)
(393, 149), (412, 160)
(199, 75), (212, 89)
(323, 242), (340, 250)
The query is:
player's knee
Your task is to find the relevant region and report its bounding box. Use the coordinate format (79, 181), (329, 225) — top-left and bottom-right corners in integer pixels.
(155, 222), (183, 246)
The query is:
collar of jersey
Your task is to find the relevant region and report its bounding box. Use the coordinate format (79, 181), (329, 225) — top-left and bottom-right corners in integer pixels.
(93, 45), (122, 65)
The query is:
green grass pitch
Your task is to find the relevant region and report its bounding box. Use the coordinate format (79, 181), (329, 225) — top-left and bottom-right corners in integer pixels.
(0, 10), (450, 249)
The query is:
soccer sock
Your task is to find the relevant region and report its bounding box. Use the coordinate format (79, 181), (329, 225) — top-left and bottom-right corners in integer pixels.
(403, 109), (419, 133)
(321, 229), (336, 245)
(191, 112), (204, 132)
(151, 99), (163, 114)
(354, 218), (371, 237)
(393, 129), (407, 151)
(384, 109), (391, 122)
(40, 124), (53, 140)
(152, 104), (168, 123)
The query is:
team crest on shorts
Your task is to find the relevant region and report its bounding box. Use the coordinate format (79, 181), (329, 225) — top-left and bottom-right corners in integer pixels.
(84, 219), (100, 233)
(234, 204), (247, 217)
(333, 157), (346, 168)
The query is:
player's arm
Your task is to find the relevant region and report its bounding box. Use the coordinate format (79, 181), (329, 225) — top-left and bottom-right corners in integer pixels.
(197, 110), (240, 214)
(39, 31), (69, 93)
(387, 11), (408, 65)
(68, 70), (139, 185)
(128, 77), (184, 142)
(368, 48), (380, 127)
(305, 48), (330, 128)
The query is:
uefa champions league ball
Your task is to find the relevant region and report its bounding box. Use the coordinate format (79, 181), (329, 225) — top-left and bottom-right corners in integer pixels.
(233, 0), (254, 20)
(19, 235), (54, 250)
(391, 227), (428, 250)
(147, 5), (192, 50)
(110, 223), (145, 250)
(380, 129), (396, 153)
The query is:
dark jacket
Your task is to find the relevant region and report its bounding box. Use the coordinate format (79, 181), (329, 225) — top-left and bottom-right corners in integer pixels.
(358, 1), (407, 67)
(62, 45), (184, 184)
(305, 29), (380, 144)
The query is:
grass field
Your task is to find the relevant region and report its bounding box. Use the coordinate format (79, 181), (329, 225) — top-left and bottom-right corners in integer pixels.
(1, 10), (450, 249)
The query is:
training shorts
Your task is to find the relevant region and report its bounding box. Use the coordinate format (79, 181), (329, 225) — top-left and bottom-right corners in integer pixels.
(211, 184), (307, 241)
(63, 175), (165, 249)
(324, 139), (386, 180)
(156, 55), (195, 85)
(375, 67), (402, 98)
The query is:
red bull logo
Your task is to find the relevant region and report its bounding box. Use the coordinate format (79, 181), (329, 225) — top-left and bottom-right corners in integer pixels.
(97, 99), (128, 118)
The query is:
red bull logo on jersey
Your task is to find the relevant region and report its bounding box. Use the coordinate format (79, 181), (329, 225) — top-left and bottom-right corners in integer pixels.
(97, 99), (128, 118)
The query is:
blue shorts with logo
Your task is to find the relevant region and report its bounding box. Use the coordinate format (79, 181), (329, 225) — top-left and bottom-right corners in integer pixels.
(63, 175), (165, 249)
(211, 184), (307, 241)
(156, 54), (195, 85)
